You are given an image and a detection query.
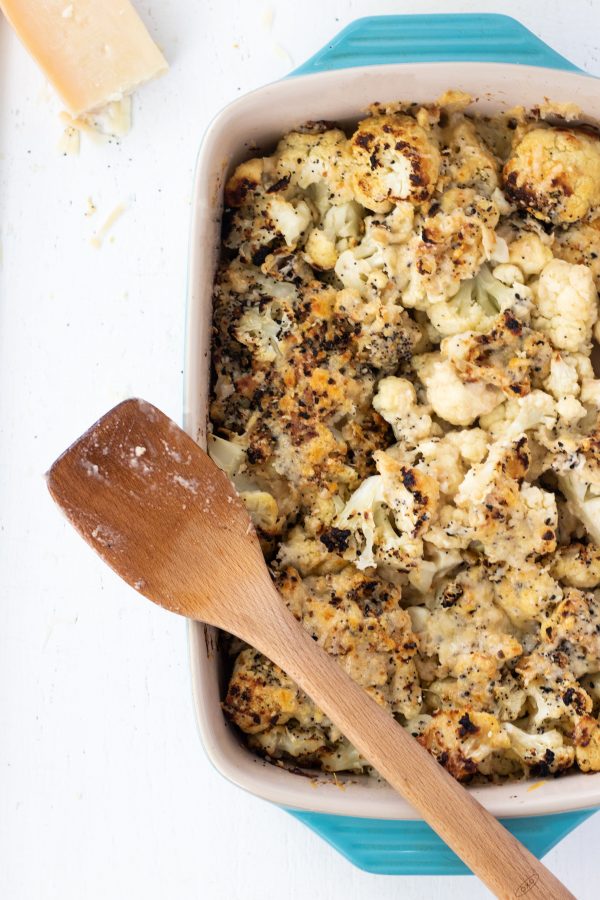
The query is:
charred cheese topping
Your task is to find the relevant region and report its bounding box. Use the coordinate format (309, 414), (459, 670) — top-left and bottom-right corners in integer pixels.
(211, 95), (600, 783)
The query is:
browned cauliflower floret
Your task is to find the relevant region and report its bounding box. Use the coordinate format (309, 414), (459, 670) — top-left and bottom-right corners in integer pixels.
(418, 710), (510, 781)
(493, 562), (562, 630)
(223, 154), (316, 260)
(333, 205), (415, 302)
(541, 588), (600, 677)
(414, 352), (503, 427)
(441, 311), (553, 399)
(224, 157), (278, 208)
(277, 565), (422, 717)
(332, 451), (440, 573)
(573, 715), (600, 771)
(409, 565), (522, 688)
(515, 647), (593, 734)
(503, 723), (575, 775)
(225, 649), (367, 772)
(374, 450), (440, 539)
(276, 525), (348, 577)
(224, 647), (322, 734)
(372, 376), (435, 446)
(550, 541), (600, 589)
(425, 263), (533, 339)
(402, 189), (500, 308)
(349, 114), (440, 212)
(250, 725), (366, 773)
(502, 127), (600, 224)
(388, 435), (465, 501)
(439, 116), (500, 196)
(437, 437), (558, 564)
(333, 285), (422, 373)
(553, 217), (600, 291)
(274, 128), (354, 207)
(427, 659), (525, 720)
(554, 420), (600, 546)
(225, 563), (424, 772)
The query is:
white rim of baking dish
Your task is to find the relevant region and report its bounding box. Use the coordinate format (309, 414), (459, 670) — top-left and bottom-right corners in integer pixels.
(185, 61), (600, 820)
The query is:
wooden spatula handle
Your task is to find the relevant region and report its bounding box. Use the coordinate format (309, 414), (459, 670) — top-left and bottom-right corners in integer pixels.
(245, 586), (573, 900)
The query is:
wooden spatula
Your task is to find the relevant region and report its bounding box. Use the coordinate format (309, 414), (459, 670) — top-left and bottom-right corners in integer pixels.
(47, 399), (574, 900)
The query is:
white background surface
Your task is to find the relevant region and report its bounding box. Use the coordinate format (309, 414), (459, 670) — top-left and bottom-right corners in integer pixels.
(2, 1), (600, 897)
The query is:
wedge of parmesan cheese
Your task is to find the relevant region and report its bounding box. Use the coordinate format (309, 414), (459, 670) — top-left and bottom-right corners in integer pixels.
(0, 0), (168, 116)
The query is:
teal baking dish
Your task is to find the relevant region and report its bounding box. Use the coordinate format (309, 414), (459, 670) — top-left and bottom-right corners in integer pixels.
(185, 13), (600, 875)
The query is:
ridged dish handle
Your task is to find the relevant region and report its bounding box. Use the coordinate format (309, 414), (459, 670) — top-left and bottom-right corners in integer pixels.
(291, 13), (581, 76)
(287, 808), (596, 876)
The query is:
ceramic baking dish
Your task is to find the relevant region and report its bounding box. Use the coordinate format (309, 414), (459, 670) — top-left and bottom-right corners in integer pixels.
(184, 13), (600, 874)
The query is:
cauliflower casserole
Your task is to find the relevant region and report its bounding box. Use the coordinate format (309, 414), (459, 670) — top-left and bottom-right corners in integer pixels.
(209, 92), (600, 783)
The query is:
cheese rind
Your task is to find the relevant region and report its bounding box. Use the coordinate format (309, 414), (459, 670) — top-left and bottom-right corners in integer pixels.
(0, 0), (168, 115)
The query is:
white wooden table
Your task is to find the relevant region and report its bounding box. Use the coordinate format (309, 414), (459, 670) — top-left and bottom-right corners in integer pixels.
(1, 1), (600, 897)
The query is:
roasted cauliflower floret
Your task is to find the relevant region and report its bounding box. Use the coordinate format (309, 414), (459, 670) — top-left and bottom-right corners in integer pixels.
(234, 304), (288, 363)
(542, 588), (600, 677)
(375, 449), (440, 536)
(444, 427), (490, 464)
(277, 525), (347, 577)
(493, 563), (562, 630)
(275, 128), (353, 207)
(409, 566), (523, 710)
(427, 264), (532, 338)
(554, 420), (600, 545)
(450, 437), (558, 563)
(503, 723), (575, 775)
(224, 157), (277, 208)
(350, 113), (441, 212)
(427, 664), (525, 720)
(372, 376), (434, 446)
(334, 205), (415, 298)
(573, 715), (600, 771)
(249, 725), (365, 773)
(333, 287), (422, 372)
(507, 231), (554, 278)
(439, 117), (499, 196)
(441, 311), (553, 399)
(224, 647), (324, 734)
(402, 189), (500, 308)
(277, 566), (422, 717)
(524, 677), (592, 731)
(561, 471), (600, 543)
(479, 389), (557, 443)
(389, 435), (464, 500)
(224, 193), (314, 258)
(414, 353), (503, 427)
(334, 451), (439, 571)
(213, 277), (407, 511)
(553, 217), (600, 291)
(515, 647), (595, 721)
(543, 352), (587, 426)
(419, 710), (511, 781)
(550, 541), (600, 589)
(226, 651), (368, 773)
(304, 201), (364, 270)
(532, 259), (598, 353)
(409, 565), (522, 683)
(502, 127), (600, 224)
